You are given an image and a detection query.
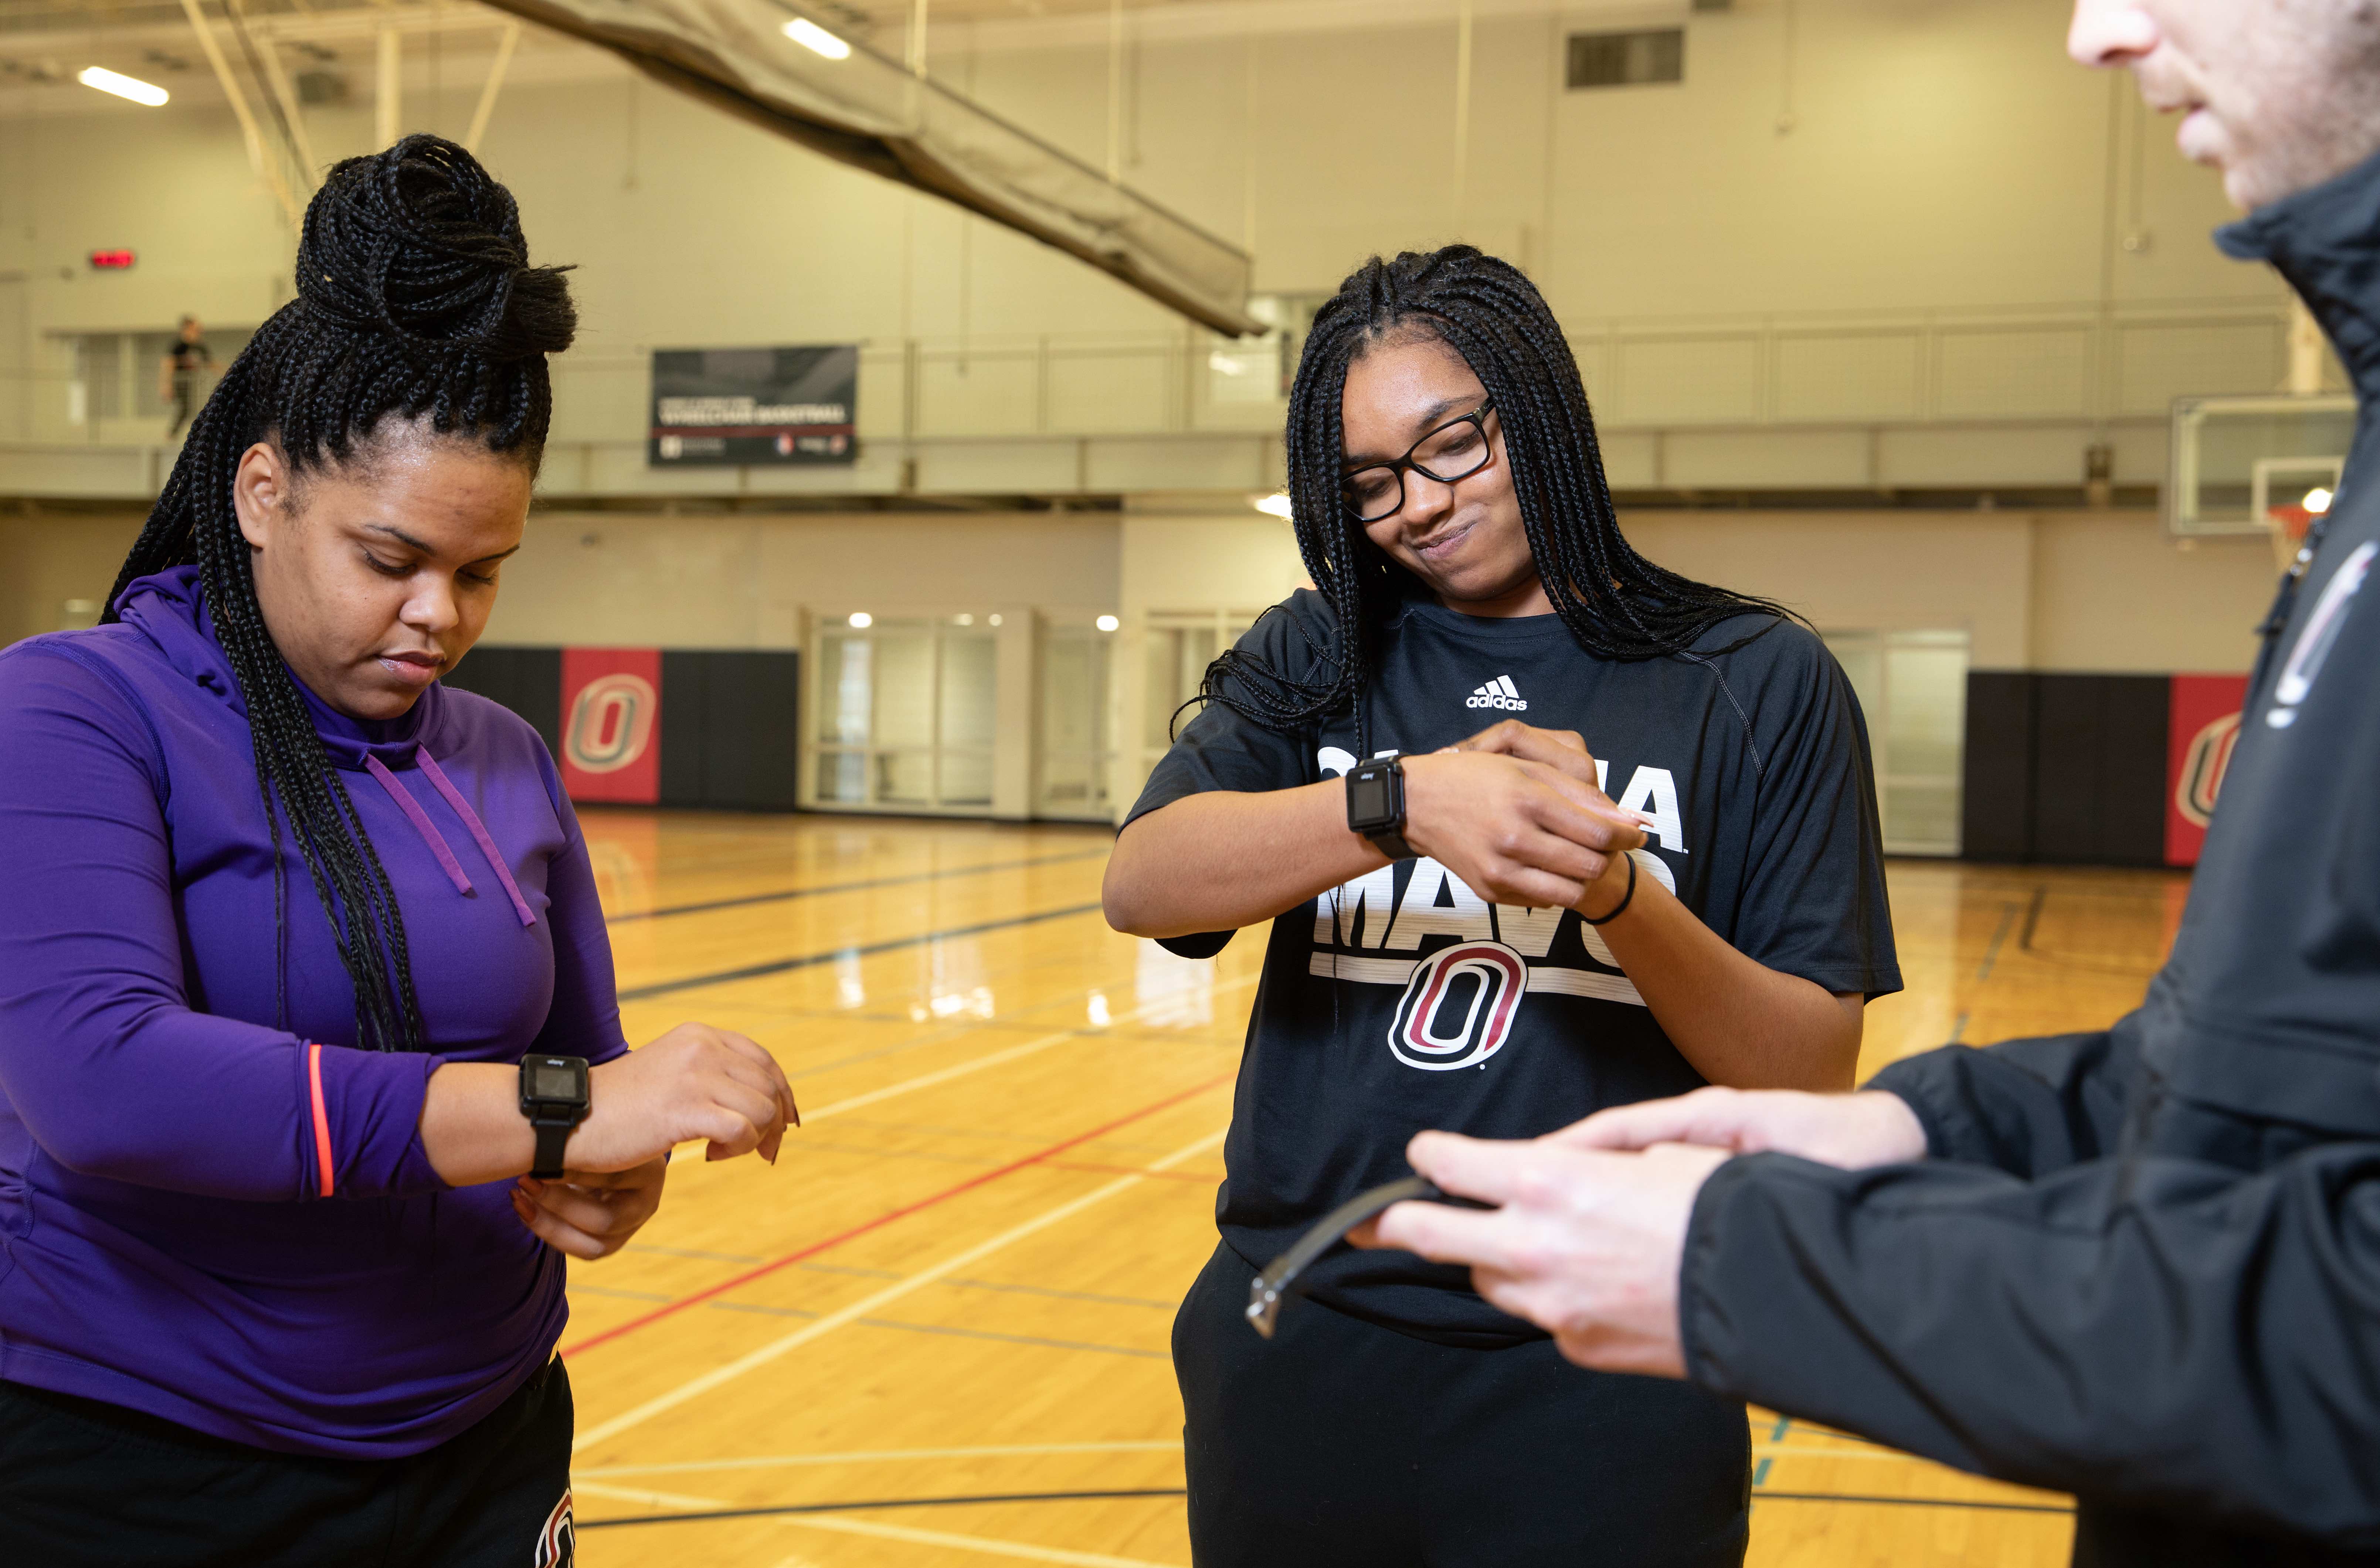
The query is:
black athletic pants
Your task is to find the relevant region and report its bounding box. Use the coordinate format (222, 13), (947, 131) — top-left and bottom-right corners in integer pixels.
(1174, 1243), (1749, 1568)
(0, 1357), (576, 1568)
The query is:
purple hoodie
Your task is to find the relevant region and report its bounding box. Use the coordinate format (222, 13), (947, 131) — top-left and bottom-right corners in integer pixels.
(0, 567), (628, 1458)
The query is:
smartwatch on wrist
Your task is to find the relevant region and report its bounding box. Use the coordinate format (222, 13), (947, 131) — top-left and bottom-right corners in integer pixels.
(1345, 754), (1419, 861)
(518, 1054), (591, 1180)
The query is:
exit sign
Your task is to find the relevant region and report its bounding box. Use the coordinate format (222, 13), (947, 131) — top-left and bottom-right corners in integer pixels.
(88, 249), (136, 270)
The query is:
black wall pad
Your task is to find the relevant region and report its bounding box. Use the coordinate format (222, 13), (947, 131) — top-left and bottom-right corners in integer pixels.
(1961, 671), (2172, 867)
(1961, 671), (2038, 861)
(659, 650), (802, 812)
(2029, 674), (2170, 867)
(441, 646), (563, 761)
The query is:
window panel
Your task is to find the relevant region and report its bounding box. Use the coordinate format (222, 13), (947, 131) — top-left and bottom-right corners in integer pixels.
(872, 629), (935, 750)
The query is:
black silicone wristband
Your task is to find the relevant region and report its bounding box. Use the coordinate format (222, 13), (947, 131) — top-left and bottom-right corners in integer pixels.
(1582, 853), (1638, 926)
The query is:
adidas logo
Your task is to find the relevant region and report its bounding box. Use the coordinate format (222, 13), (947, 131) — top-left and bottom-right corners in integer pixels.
(1466, 675), (1529, 711)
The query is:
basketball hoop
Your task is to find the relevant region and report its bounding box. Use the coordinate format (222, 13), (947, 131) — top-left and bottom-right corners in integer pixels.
(2250, 458), (2343, 571)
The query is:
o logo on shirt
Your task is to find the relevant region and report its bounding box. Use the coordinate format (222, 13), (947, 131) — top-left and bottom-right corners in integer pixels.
(1389, 939), (1527, 1072)
(564, 673), (656, 774)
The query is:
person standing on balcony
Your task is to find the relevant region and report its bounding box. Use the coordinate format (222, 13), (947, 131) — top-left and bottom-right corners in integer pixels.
(159, 314), (212, 440)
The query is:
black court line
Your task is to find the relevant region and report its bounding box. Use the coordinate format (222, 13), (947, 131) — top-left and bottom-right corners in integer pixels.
(2018, 883), (2051, 952)
(609, 850), (1110, 924)
(1975, 902), (2020, 982)
(580, 1486), (2077, 1531)
(616, 902), (1108, 1001)
(577, 1487), (1190, 1530)
(1752, 1491), (2073, 1514)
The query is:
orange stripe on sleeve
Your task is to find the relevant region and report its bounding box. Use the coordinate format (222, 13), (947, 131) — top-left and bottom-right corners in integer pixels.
(308, 1043), (335, 1198)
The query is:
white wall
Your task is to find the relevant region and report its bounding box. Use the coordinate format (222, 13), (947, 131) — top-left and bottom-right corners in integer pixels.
(478, 509), (1121, 649)
(1112, 501), (2277, 676)
(0, 501), (2274, 681)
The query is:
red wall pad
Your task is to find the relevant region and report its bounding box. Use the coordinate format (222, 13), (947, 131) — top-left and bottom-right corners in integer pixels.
(560, 648), (663, 805)
(2166, 674), (2250, 867)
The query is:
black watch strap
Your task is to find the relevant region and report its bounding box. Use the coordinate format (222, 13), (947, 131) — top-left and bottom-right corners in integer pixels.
(1362, 825), (1420, 861)
(529, 1118), (575, 1182)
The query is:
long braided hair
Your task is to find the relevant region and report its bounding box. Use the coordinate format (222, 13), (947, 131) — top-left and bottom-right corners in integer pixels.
(102, 135), (576, 1052)
(1201, 246), (1789, 749)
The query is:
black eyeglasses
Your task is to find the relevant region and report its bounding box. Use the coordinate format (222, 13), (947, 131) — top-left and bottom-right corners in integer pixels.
(1340, 401), (1497, 522)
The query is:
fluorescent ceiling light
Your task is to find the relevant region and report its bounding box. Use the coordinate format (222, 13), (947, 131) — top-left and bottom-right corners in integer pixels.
(1096, 614), (1120, 632)
(1253, 493), (1294, 520)
(2304, 487), (2335, 514)
(79, 66), (170, 107)
(847, 611), (873, 628)
(781, 18), (852, 59)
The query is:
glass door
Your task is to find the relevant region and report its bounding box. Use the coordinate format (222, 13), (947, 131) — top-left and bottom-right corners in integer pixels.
(808, 614), (1001, 813)
(1036, 616), (1116, 820)
(1821, 628), (1970, 856)
(1138, 608), (1265, 788)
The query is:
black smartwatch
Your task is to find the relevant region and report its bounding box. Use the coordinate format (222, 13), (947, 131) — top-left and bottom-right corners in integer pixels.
(1345, 754), (1418, 861)
(519, 1054), (591, 1180)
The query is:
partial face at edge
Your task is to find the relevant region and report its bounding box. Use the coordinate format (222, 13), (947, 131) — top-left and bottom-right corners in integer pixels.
(1341, 335), (1543, 616)
(233, 421), (532, 722)
(2070, 0), (2380, 210)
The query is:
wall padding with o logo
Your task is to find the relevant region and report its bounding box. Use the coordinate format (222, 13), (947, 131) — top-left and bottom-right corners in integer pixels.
(561, 648), (663, 804)
(2166, 674), (2250, 868)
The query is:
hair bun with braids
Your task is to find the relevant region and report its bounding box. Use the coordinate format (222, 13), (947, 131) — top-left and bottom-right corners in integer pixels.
(298, 133), (576, 363)
(102, 134), (576, 1053)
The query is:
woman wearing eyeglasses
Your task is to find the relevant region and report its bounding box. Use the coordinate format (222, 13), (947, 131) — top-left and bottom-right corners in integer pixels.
(1104, 246), (1899, 1566)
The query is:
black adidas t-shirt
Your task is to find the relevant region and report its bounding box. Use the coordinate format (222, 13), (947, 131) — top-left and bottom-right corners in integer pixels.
(1127, 589), (1901, 1347)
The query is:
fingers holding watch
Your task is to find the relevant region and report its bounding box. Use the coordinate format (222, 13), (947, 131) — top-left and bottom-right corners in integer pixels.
(511, 1156), (668, 1261)
(563, 1022), (801, 1174)
(1392, 750), (1647, 899)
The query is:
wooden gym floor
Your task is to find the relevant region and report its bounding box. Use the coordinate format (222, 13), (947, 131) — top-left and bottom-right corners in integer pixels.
(567, 810), (2183, 1568)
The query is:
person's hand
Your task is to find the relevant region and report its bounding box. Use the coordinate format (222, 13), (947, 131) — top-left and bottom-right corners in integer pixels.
(1399, 722), (1644, 908)
(1554, 1086), (1928, 1169)
(566, 1023), (799, 1174)
(1358, 1130), (1731, 1377)
(510, 1157), (666, 1261)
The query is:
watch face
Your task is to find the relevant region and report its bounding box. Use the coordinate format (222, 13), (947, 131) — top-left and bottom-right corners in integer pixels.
(531, 1062), (583, 1102)
(1348, 769), (1393, 827)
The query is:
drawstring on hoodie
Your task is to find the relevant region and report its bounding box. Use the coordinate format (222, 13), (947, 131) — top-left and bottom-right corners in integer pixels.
(361, 752), (537, 928)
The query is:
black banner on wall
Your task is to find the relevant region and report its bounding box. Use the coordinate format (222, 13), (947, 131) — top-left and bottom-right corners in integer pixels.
(649, 345), (858, 467)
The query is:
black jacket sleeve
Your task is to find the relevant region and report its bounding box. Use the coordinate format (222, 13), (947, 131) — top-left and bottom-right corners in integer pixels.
(1865, 1014), (2143, 1178)
(1678, 1140), (2380, 1548)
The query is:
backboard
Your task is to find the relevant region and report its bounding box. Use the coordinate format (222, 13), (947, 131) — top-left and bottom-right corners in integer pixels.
(2170, 393), (2357, 540)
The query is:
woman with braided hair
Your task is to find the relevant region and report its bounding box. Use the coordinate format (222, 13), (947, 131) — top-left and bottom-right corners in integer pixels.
(1105, 245), (1898, 1565)
(0, 136), (795, 1565)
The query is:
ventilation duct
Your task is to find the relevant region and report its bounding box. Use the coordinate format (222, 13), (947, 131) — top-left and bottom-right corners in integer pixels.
(475, 0), (1261, 335)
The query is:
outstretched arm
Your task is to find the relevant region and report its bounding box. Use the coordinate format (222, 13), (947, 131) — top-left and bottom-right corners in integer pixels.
(1104, 746), (1641, 939)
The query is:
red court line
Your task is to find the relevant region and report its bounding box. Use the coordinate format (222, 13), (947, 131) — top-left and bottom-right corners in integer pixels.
(564, 1071), (1236, 1357)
